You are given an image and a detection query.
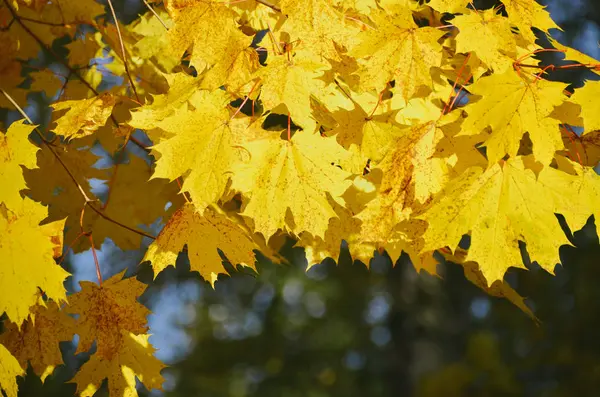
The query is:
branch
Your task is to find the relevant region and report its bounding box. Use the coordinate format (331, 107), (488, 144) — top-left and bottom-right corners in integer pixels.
(106, 0), (140, 102)
(255, 0), (281, 12)
(141, 0), (169, 30)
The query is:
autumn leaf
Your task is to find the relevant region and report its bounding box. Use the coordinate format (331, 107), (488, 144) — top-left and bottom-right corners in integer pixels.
(50, 93), (116, 140)
(0, 120), (38, 210)
(0, 198), (68, 327)
(143, 203), (257, 286)
(66, 271), (149, 360)
(71, 331), (165, 397)
(165, 0), (252, 73)
(257, 53), (328, 130)
(0, 343), (23, 397)
(570, 80), (600, 134)
(453, 8), (516, 72)
(232, 129), (353, 239)
(350, 7), (444, 98)
(0, 300), (75, 381)
(460, 70), (567, 165)
(502, 0), (560, 43)
(141, 89), (237, 211)
(419, 156), (576, 285)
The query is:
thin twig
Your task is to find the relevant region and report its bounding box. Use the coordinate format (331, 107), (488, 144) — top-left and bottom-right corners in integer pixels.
(142, 0), (169, 30)
(89, 234), (103, 285)
(18, 16), (71, 27)
(255, 0), (281, 12)
(106, 0), (140, 102)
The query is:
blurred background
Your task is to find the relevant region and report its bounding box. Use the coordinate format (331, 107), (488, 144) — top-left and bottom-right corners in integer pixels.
(3, 0), (600, 396)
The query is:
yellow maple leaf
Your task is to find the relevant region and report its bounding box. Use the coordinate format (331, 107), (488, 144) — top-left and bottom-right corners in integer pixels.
(66, 270), (149, 360)
(257, 53), (328, 129)
(278, 0), (359, 61)
(357, 122), (445, 246)
(548, 35), (600, 77)
(419, 156), (580, 285)
(0, 198), (68, 327)
(201, 46), (259, 92)
(166, 0), (252, 73)
(350, 7), (444, 98)
(50, 93), (116, 140)
(0, 300), (75, 381)
(65, 33), (101, 66)
(461, 70), (567, 165)
(147, 89), (237, 210)
(232, 130), (353, 239)
(71, 331), (165, 397)
(0, 120), (38, 210)
(453, 9), (516, 72)
(427, 0), (469, 13)
(328, 99), (402, 163)
(143, 203), (257, 286)
(128, 72), (202, 131)
(502, 0), (560, 43)
(569, 80), (600, 134)
(0, 343), (23, 397)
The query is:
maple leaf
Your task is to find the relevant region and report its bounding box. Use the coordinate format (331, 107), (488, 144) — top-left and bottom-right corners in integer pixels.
(502, 0), (560, 43)
(570, 80), (600, 134)
(127, 72), (202, 132)
(461, 70), (567, 165)
(0, 300), (75, 381)
(419, 156), (578, 285)
(257, 53), (328, 129)
(277, 0), (359, 61)
(66, 270), (149, 360)
(232, 129), (353, 239)
(50, 93), (116, 140)
(547, 35), (600, 77)
(453, 9), (516, 72)
(427, 0), (469, 13)
(0, 120), (38, 210)
(0, 198), (68, 327)
(327, 98), (402, 163)
(143, 89), (237, 211)
(143, 203), (257, 286)
(71, 331), (165, 397)
(350, 7), (444, 98)
(0, 343), (23, 397)
(165, 0), (252, 73)
(357, 122), (445, 249)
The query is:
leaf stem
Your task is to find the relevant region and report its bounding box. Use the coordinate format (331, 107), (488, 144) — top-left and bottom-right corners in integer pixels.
(255, 0), (281, 12)
(141, 0), (169, 30)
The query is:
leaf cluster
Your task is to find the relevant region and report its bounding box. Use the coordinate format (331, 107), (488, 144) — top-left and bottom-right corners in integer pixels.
(1, 0), (600, 395)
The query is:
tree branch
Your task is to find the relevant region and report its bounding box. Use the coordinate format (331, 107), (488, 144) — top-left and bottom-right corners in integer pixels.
(106, 0), (141, 102)
(255, 0), (281, 12)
